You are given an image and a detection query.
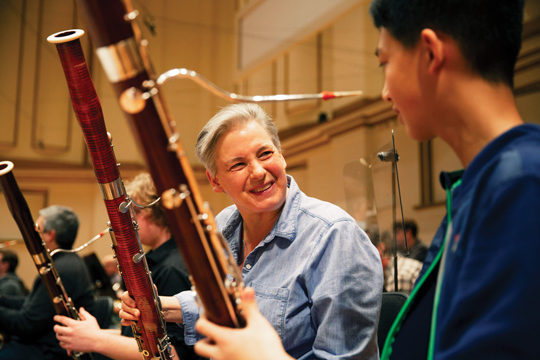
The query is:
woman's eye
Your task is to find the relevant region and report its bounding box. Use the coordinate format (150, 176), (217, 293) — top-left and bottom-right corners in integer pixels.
(231, 163), (244, 170)
(260, 151), (273, 159)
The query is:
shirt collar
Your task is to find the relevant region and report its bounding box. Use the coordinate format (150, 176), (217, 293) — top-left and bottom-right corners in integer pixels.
(269, 175), (299, 243)
(439, 170), (464, 191)
(146, 238), (176, 266)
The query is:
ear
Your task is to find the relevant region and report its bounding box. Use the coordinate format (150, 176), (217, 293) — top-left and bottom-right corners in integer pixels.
(42, 229), (56, 247)
(206, 169), (224, 193)
(420, 29), (445, 74)
(280, 152), (287, 170)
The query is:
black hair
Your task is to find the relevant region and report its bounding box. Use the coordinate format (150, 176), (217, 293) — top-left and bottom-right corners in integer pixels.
(369, 0), (525, 88)
(0, 248), (19, 273)
(394, 219), (418, 238)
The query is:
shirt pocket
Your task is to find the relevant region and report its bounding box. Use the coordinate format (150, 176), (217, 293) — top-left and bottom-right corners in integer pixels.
(250, 282), (290, 339)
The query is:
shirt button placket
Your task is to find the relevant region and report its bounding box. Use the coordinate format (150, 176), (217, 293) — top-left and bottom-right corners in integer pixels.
(245, 264), (252, 270)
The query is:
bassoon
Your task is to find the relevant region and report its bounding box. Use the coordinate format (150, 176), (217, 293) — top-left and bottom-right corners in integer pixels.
(0, 161), (93, 360)
(47, 30), (171, 360)
(77, 0), (363, 329)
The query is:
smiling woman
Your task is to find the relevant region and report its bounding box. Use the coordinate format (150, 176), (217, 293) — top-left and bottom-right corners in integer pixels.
(119, 103), (384, 360)
(206, 120), (288, 249)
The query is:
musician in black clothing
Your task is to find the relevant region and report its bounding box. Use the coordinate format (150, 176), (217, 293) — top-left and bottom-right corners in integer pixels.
(0, 205), (95, 360)
(0, 248), (28, 296)
(54, 173), (203, 360)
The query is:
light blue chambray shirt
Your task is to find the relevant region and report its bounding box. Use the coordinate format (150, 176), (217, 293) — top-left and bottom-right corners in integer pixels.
(176, 175), (383, 359)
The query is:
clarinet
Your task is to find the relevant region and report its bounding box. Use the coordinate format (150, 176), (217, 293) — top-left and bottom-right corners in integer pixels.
(77, 0), (246, 328)
(0, 161), (93, 360)
(47, 30), (172, 360)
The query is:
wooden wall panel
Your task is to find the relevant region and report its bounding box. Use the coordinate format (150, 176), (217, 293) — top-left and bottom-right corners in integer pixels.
(237, 0), (363, 73)
(284, 35), (321, 117)
(0, 0), (25, 148)
(0, 188), (48, 241)
(247, 61), (276, 116)
(31, 0), (78, 152)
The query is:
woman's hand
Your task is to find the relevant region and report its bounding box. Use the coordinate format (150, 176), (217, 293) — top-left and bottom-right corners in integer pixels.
(194, 287), (293, 360)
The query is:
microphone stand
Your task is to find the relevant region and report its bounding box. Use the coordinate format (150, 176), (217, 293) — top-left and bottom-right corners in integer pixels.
(377, 130), (406, 292)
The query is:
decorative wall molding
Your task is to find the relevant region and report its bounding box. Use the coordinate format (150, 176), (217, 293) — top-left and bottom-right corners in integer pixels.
(236, 0), (363, 75)
(7, 161), (209, 185)
(280, 17), (540, 159)
(281, 97), (394, 157)
(523, 16), (540, 39)
(9, 160), (145, 183)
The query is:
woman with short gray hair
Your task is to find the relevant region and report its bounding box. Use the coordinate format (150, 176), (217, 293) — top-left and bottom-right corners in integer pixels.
(121, 103), (383, 360)
(196, 103), (281, 176)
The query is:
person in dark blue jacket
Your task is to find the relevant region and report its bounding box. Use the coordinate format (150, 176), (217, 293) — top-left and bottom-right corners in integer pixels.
(369, 0), (540, 359)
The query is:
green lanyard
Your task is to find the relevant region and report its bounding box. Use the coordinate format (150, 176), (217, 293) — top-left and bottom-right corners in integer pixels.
(381, 179), (462, 360)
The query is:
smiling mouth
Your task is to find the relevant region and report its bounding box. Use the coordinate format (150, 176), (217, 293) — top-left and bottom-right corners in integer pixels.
(251, 182), (273, 193)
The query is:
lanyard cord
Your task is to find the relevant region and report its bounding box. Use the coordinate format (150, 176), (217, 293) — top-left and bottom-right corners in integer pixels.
(381, 178), (462, 360)
(427, 179), (461, 359)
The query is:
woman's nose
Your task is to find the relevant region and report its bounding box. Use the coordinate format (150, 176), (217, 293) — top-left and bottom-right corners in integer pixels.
(382, 82), (392, 103)
(250, 161), (266, 179)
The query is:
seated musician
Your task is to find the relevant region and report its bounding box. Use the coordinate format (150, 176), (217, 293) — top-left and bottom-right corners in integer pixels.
(54, 173), (204, 360)
(0, 205), (95, 360)
(120, 103), (383, 359)
(0, 248), (28, 296)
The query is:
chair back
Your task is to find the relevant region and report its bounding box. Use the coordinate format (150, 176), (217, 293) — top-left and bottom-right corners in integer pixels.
(378, 292), (408, 351)
(93, 296), (114, 329)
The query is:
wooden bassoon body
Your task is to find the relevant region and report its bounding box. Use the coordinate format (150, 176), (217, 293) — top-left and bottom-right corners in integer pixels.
(47, 30), (172, 360)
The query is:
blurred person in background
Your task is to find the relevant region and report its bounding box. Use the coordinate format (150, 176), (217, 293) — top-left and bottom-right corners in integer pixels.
(0, 248), (28, 296)
(0, 205), (94, 360)
(54, 173), (203, 360)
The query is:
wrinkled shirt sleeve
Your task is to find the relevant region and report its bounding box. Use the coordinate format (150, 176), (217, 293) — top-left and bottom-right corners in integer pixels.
(175, 290), (200, 345)
(306, 220), (383, 360)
